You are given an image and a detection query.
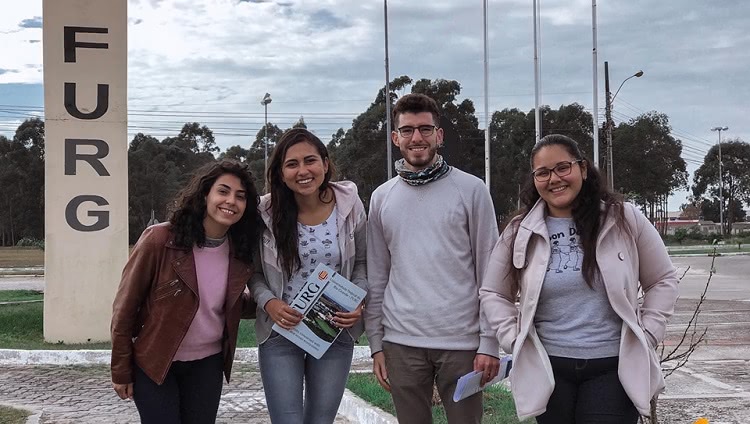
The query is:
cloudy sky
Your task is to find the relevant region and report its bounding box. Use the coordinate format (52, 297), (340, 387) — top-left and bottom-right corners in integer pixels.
(1, 0), (748, 210)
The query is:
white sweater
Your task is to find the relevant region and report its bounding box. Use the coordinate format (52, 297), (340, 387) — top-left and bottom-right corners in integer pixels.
(364, 167), (500, 356)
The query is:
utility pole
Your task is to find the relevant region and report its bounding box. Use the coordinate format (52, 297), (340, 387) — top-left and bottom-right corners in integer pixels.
(711, 126), (728, 236)
(384, 0), (393, 180)
(603, 61), (643, 191)
(483, 0), (490, 187)
(604, 61), (614, 189)
(591, 0), (599, 168)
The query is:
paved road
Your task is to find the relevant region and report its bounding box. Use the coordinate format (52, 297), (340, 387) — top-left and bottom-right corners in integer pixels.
(671, 255), (750, 301)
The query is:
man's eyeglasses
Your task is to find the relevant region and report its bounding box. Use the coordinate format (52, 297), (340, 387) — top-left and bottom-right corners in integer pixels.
(396, 125), (437, 138)
(531, 160), (583, 182)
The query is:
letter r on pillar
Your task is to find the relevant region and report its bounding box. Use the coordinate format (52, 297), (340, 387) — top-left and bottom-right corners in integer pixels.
(65, 139), (111, 176)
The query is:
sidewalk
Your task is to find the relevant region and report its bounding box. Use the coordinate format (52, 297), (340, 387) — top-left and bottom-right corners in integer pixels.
(0, 348), (392, 424)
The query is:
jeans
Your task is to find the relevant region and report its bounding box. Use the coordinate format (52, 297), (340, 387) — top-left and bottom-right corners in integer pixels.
(536, 356), (639, 424)
(133, 352), (224, 424)
(259, 331), (354, 424)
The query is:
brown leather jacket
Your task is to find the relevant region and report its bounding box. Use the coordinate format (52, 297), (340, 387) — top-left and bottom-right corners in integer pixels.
(111, 223), (256, 385)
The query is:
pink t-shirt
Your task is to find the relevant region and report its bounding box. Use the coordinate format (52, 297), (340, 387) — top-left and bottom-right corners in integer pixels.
(173, 240), (229, 361)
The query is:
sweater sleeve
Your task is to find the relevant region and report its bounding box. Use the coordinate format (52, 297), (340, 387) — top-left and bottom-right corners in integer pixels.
(468, 182), (501, 356)
(629, 204), (679, 346)
(248, 237), (276, 311)
(363, 189), (389, 355)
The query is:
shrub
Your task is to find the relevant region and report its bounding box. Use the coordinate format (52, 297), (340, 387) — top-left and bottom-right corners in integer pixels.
(15, 238), (44, 250)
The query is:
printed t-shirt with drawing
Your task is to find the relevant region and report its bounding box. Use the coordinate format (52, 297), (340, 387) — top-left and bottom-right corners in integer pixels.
(282, 205), (341, 304)
(533, 216), (621, 359)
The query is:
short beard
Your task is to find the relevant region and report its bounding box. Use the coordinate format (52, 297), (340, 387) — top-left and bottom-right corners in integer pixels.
(400, 145), (438, 171)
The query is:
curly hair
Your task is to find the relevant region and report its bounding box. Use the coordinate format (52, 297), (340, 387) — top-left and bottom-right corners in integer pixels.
(506, 134), (627, 288)
(168, 159), (261, 264)
(266, 128), (335, 277)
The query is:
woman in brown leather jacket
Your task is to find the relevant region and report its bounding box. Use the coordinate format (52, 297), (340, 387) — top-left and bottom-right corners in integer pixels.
(110, 160), (261, 424)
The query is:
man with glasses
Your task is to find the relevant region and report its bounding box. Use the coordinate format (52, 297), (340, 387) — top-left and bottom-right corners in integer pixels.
(364, 93), (500, 424)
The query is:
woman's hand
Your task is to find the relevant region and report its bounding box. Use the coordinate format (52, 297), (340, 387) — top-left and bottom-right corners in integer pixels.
(333, 302), (363, 329)
(265, 298), (303, 330)
(113, 382), (133, 400)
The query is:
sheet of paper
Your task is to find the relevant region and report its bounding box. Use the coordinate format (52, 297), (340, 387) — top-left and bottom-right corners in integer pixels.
(452, 356), (512, 402)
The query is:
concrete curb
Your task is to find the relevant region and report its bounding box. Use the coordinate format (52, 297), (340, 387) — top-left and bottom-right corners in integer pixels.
(338, 389), (398, 424)
(0, 346), (374, 365)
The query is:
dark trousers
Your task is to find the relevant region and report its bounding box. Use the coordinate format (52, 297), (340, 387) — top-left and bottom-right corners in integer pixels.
(133, 352), (224, 424)
(383, 341), (482, 424)
(536, 356), (638, 424)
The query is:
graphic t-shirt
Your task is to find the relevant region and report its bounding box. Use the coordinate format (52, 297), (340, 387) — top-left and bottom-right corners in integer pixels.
(534, 216), (622, 359)
(282, 206), (341, 304)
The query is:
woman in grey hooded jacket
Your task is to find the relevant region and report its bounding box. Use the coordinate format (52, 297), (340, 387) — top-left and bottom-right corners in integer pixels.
(249, 128), (367, 424)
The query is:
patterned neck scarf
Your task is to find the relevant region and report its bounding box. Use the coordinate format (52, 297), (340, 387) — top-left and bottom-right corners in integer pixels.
(394, 154), (451, 186)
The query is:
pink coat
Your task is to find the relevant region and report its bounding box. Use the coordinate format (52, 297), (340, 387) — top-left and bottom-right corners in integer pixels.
(479, 200), (679, 419)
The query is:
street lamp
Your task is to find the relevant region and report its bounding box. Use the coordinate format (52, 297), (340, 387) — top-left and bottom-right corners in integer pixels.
(604, 61), (643, 190)
(710, 126), (728, 236)
(261, 92), (272, 188)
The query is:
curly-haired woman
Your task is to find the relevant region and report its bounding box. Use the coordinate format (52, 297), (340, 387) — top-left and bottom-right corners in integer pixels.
(111, 159), (262, 423)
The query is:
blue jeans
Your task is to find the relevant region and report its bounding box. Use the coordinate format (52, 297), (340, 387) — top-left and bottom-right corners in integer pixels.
(259, 331), (354, 424)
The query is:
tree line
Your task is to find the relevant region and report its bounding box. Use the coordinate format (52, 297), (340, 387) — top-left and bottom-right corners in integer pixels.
(1, 76), (748, 245)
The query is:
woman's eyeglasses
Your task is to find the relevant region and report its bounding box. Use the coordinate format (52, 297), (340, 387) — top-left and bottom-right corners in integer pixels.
(531, 160), (583, 182)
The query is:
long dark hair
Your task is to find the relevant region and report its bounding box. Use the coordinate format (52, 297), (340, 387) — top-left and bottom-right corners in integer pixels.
(507, 134), (626, 288)
(266, 128), (335, 277)
(169, 159), (261, 264)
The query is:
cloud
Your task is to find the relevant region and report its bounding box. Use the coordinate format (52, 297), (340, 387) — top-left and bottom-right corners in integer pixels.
(18, 17), (42, 29)
(0, 0), (749, 211)
(0, 69), (19, 76)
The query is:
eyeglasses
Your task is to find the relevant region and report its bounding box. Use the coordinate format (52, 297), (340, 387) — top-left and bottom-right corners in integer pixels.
(531, 160), (583, 182)
(396, 125), (437, 138)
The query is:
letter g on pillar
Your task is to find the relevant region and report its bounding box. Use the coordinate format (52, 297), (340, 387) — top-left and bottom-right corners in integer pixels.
(65, 195), (110, 231)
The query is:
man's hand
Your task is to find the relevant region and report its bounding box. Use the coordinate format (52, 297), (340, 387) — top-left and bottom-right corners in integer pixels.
(474, 353), (500, 386)
(113, 382), (134, 400)
(372, 351), (391, 392)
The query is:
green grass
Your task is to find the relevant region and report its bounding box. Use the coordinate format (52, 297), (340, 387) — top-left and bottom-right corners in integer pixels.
(0, 405), (31, 424)
(0, 293), (364, 350)
(237, 319), (257, 347)
(0, 300), (260, 349)
(346, 373), (535, 424)
(0, 302), (111, 349)
(0, 290), (43, 303)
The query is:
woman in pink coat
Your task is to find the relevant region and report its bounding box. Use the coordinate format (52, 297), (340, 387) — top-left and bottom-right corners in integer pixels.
(480, 134), (679, 423)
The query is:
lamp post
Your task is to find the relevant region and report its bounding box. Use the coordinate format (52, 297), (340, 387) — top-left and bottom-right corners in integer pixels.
(604, 61), (643, 190)
(711, 126), (728, 236)
(261, 92), (272, 187)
